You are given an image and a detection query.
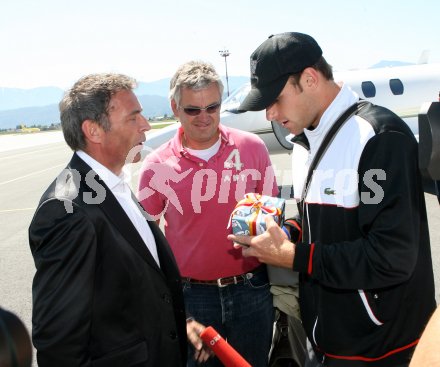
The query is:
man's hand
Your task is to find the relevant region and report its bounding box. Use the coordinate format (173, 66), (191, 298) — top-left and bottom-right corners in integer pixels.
(186, 319), (213, 363)
(228, 215), (295, 268)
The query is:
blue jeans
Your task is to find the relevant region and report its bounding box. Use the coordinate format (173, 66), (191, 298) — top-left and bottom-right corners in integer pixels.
(183, 267), (274, 367)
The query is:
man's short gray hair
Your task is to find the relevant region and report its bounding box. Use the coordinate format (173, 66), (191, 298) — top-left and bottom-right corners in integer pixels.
(169, 61), (224, 105)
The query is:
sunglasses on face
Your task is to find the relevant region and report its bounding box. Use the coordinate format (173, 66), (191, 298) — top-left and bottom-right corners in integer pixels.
(179, 102), (221, 116)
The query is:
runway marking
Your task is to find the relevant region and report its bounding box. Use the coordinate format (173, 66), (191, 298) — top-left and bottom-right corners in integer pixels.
(0, 207), (35, 213)
(0, 144), (67, 161)
(0, 163), (65, 186)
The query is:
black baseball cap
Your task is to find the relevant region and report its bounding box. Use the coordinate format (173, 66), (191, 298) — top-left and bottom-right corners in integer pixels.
(239, 32), (322, 112)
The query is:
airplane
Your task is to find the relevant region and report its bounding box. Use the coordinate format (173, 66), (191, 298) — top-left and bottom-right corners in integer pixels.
(143, 62), (440, 156)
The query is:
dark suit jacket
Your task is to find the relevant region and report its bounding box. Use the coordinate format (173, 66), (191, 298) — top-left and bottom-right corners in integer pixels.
(29, 153), (187, 367)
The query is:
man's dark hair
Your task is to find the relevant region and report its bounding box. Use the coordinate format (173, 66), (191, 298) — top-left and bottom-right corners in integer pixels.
(59, 73), (137, 151)
(289, 56), (334, 89)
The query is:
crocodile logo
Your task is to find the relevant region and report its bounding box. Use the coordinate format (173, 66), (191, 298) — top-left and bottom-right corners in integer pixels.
(324, 187), (336, 195)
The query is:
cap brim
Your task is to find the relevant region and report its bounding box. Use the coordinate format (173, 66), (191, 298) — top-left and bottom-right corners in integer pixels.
(238, 75), (289, 112)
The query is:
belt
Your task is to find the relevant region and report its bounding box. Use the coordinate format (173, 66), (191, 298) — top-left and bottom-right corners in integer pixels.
(182, 265), (264, 288)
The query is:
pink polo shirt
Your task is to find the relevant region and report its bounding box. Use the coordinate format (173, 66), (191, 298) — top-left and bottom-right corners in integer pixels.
(138, 124), (278, 279)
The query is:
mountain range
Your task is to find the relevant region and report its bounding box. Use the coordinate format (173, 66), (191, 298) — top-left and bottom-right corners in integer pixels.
(0, 76), (249, 130)
(0, 60), (412, 130)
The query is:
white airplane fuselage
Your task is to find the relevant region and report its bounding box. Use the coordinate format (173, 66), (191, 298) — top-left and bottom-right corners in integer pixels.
(337, 63), (440, 137)
(143, 63), (440, 155)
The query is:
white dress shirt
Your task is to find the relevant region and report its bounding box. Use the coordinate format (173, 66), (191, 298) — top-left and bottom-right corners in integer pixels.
(76, 150), (160, 267)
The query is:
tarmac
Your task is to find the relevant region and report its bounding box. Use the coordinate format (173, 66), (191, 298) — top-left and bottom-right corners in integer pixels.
(1, 131), (439, 366)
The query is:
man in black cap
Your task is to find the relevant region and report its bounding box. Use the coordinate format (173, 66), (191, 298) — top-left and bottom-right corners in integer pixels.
(228, 32), (436, 366)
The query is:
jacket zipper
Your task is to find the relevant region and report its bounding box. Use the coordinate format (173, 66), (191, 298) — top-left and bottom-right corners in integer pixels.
(358, 289), (384, 325)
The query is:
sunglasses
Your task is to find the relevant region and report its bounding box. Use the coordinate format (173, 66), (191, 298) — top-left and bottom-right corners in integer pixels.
(179, 102), (221, 116)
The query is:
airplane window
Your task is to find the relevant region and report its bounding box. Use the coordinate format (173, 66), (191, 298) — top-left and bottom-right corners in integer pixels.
(361, 81), (376, 98)
(221, 84), (251, 112)
(389, 78), (404, 95)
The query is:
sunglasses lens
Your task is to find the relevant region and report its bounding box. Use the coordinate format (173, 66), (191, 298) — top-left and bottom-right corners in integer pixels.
(206, 104), (220, 113)
(182, 103), (221, 116)
(183, 108), (200, 116)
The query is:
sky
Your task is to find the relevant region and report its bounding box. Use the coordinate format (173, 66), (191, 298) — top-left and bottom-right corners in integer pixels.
(1, 0), (440, 90)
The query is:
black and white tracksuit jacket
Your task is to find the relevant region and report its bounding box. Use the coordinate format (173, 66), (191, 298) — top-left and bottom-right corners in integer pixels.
(291, 85), (436, 366)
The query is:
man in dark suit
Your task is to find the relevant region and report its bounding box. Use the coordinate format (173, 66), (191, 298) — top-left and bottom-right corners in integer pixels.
(28, 73), (208, 366)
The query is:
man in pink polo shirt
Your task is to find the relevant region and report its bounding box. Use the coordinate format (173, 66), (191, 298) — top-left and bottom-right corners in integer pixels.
(138, 60), (278, 367)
